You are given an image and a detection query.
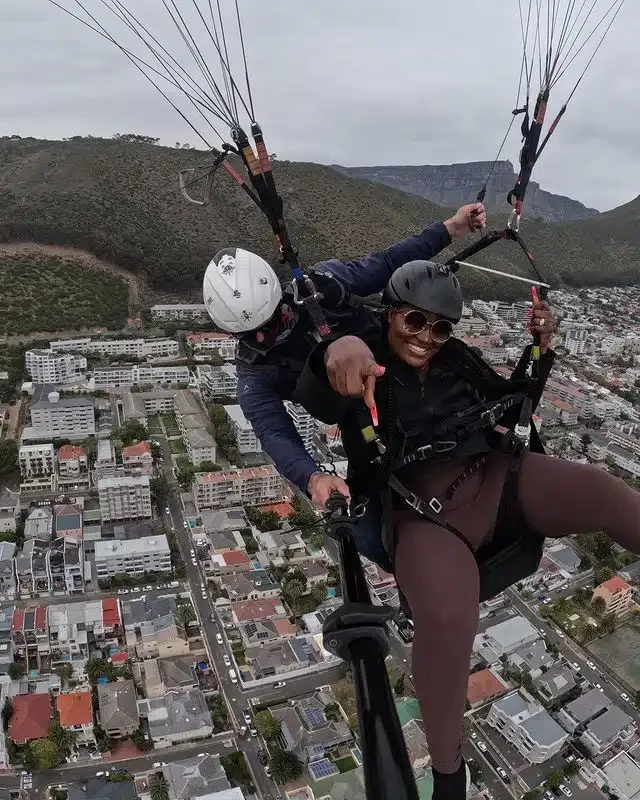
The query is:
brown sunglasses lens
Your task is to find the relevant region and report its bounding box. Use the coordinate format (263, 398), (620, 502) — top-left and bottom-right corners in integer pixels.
(430, 319), (454, 343)
(402, 311), (453, 342)
(403, 310), (430, 334)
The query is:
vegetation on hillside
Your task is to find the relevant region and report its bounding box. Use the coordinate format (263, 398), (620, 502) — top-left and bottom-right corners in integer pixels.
(1, 136), (638, 303)
(0, 252), (128, 334)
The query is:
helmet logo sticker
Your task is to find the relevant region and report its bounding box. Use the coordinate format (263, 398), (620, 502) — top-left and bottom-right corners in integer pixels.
(242, 310), (252, 321)
(217, 254), (236, 275)
(233, 290), (241, 298)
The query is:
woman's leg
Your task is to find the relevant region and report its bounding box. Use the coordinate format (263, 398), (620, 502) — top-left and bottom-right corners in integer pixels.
(518, 452), (640, 551)
(394, 515), (480, 776)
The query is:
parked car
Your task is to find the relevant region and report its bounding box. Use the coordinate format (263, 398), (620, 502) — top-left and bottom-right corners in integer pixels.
(571, 662), (580, 671)
(144, 585), (153, 591)
(258, 750), (268, 765)
(250, 726), (258, 737)
(223, 654), (231, 667)
(621, 692), (630, 701)
(559, 784), (572, 796)
(273, 681), (287, 689)
(216, 633), (223, 645)
(595, 683), (604, 692)
(264, 765), (272, 777)
(117, 588), (129, 595)
(586, 660), (596, 669)
(243, 711), (252, 725)
(556, 630), (565, 638)
(477, 741), (487, 752)
(131, 587), (141, 593)
(165, 507), (170, 513)
(497, 767), (508, 781)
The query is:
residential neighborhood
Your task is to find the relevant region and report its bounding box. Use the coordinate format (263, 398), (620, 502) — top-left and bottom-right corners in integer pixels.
(0, 286), (638, 800)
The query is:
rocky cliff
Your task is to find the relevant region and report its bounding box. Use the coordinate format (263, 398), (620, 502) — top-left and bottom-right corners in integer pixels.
(333, 160), (600, 222)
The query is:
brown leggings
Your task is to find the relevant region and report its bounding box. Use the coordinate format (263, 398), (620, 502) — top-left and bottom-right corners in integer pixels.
(393, 451), (640, 774)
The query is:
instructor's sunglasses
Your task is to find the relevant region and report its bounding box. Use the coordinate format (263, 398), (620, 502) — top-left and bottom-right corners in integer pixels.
(400, 309), (454, 343)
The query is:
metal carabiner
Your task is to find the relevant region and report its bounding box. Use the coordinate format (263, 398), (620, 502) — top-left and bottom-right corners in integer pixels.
(507, 207), (522, 232)
(291, 276), (321, 307)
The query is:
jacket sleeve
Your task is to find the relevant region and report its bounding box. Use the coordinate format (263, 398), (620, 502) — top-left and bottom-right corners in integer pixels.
(310, 222), (452, 297)
(236, 364), (319, 494)
(292, 343), (352, 426)
(510, 344), (556, 412)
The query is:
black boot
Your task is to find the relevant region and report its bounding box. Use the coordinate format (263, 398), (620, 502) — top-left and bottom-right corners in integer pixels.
(432, 759), (470, 800)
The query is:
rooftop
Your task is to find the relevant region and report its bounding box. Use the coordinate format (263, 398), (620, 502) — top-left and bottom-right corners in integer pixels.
(232, 598), (286, 623)
(58, 444), (87, 460)
(163, 754), (230, 800)
(602, 752), (640, 800)
(9, 693), (52, 742)
(95, 535), (170, 559)
(121, 440), (152, 458)
(97, 680), (139, 730)
(597, 576), (631, 594)
(98, 474), (150, 490)
(561, 687), (608, 723)
(587, 705), (634, 743)
(195, 465), (278, 484)
(143, 688), (212, 739)
(57, 691), (93, 727)
(467, 669), (509, 706)
(223, 404), (253, 431)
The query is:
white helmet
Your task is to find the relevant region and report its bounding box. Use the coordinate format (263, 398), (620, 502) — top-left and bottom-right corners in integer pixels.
(202, 247), (282, 333)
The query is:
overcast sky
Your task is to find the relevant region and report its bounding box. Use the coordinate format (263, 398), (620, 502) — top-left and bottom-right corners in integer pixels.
(2, 1), (637, 211)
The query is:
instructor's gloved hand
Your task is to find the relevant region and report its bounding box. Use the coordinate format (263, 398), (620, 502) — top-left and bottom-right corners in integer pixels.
(307, 472), (351, 509)
(444, 203), (487, 238)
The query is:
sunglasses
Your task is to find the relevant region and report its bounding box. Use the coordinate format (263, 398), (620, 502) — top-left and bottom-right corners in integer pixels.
(399, 309), (454, 343)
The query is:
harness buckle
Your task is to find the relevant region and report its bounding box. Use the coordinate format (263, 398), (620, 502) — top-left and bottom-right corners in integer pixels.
(429, 498), (443, 514)
(351, 502), (368, 519)
(404, 492), (423, 512)
(434, 440), (457, 453)
(481, 409), (497, 427)
(291, 276), (321, 307)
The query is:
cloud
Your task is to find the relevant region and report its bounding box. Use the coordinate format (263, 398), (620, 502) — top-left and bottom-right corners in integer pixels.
(2, 0), (638, 211)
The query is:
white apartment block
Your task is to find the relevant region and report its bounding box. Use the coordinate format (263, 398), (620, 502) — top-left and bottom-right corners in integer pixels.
(150, 304), (208, 321)
(184, 431), (217, 466)
(93, 363), (189, 389)
(564, 327), (589, 356)
(94, 536), (172, 578)
(98, 475), (152, 523)
(27, 391), (96, 440)
(224, 404), (262, 454)
(25, 349), (87, 384)
(544, 379), (591, 415)
(285, 401), (317, 451)
(186, 332), (236, 359)
(95, 439), (118, 479)
(19, 443), (55, 477)
(50, 337), (179, 359)
(193, 466), (284, 510)
(174, 391), (217, 465)
(198, 364), (237, 402)
(487, 691), (569, 763)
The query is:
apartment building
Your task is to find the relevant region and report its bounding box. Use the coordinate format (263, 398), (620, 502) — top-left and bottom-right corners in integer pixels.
(544, 379), (591, 415)
(15, 539), (51, 596)
(24, 508), (53, 540)
(98, 475), (152, 523)
(47, 536), (84, 594)
(186, 332), (236, 359)
(580, 706), (636, 756)
(25, 388), (95, 441)
(48, 599), (121, 674)
(543, 396), (580, 426)
(487, 691), (569, 763)
(193, 466), (284, 510)
(25, 349), (87, 383)
(0, 489), (19, 535)
(285, 402), (316, 451)
(19, 443), (55, 477)
(121, 441), (154, 475)
(12, 606), (49, 673)
(95, 439), (118, 479)
(473, 616), (540, 661)
(57, 445), (88, 477)
(564, 327), (589, 355)
(174, 390), (216, 465)
(122, 596), (189, 659)
(93, 363), (189, 390)
(150, 303), (207, 321)
(197, 363), (237, 401)
(50, 337), (179, 359)
(94, 536), (171, 578)
(593, 576), (632, 616)
(0, 542), (16, 600)
(139, 689), (213, 748)
(224, 404), (262, 454)
(557, 688), (609, 734)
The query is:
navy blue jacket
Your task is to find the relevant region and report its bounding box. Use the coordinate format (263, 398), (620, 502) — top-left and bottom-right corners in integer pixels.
(236, 222), (452, 493)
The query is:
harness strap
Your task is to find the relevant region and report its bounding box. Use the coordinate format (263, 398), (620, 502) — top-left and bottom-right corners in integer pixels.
(444, 455), (489, 501)
(388, 474), (475, 555)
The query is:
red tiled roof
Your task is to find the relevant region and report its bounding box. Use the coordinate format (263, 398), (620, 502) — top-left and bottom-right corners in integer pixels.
(9, 694), (52, 742)
(197, 466), (277, 483)
(58, 444), (87, 460)
(57, 691), (93, 728)
(273, 618), (296, 636)
(232, 598), (284, 623)
(599, 576), (631, 594)
(258, 502), (294, 518)
(12, 609), (24, 633)
(110, 651), (129, 664)
(102, 598), (121, 627)
(122, 440), (152, 458)
(223, 550), (250, 566)
(467, 669), (508, 706)
(35, 607), (47, 629)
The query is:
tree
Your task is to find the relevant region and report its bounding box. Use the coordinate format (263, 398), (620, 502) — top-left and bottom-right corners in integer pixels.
(288, 497), (317, 530)
(176, 601), (196, 631)
(49, 722), (76, 760)
(8, 663), (24, 680)
(1, 699), (12, 733)
(150, 474), (172, 507)
(54, 663), (74, 684)
(634, 690), (640, 708)
(269, 748), (304, 783)
(310, 582), (328, 606)
(131, 728), (151, 750)
(545, 768), (564, 790)
(467, 759), (483, 786)
(563, 761), (580, 778)
(149, 773), (169, 800)
(308, 531), (325, 551)
(150, 441), (163, 461)
(207, 695), (230, 733)
(393, 675), (405, 696)
(522, 791), (542, 800)
(116, 420), (148, 446)
(580, 433), (592, 453)
(27, 737), (60, 769)
(244, 537), (259, 556)
(254, 710), (282, 741)
(0, 440), (18, 474)
(590, 596), (607, 618)
(595, 566), (615, 585)
(599, 613), (617, 636)
(282, 578), (306, 612)
(199, 460), (218, 472)
(574, 587), (592, 606)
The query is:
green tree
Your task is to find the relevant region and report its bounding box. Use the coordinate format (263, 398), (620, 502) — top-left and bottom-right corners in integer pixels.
(0, 440), (18, 474)
(176, 601), (196, 632)
(545, 768), (564, 790)
(150, 441), (163, 461)
(131, 728), (151, 750)
(269, 748), (304, 783)
(288, 497), (317, 529)
(149, 773), (169, 800)
(8, 663), (24, 680)
(311, 582), (328, 606)
(467, 760), (483, 786)
(308, 531), (325, 551)
(207, 695), (230, 733)
(254, 710), (282, 741)
(282, 579), (306, 612)
(600, 613), (617, 635)
(522, 791), (542, 800)
(54, 663), (74, 684)
(563, 761), (580, 778)
(116, 420), (147, 446)
(27, 737), (60, 769)
(393, 675), (405, 696)
(199, 460), (219, 472)
(244, 537), (259, 555)
(595, 566), (615, 585)
(574, 587), (592, 606)
(150, 474), (172, 508)
(580, 433), (592, 453)
(1, 699), (12, 733)
(49, 722), (76, 760)
(590, 596), (607, 618)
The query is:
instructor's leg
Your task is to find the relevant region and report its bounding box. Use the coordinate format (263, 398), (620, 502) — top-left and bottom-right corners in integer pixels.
(518, 452), (640, 551)
(394, 516), (480, 775)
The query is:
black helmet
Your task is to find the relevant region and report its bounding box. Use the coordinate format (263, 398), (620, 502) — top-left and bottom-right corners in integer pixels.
(382, 260), (463, 323)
